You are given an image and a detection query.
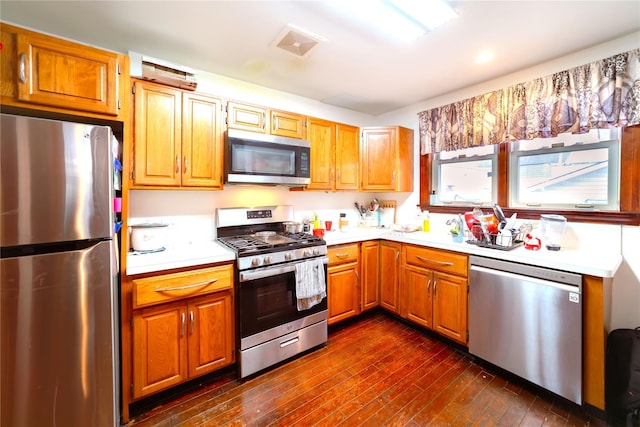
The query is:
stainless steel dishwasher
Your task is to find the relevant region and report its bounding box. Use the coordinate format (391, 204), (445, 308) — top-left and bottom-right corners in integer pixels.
(469, 255), (583, 404)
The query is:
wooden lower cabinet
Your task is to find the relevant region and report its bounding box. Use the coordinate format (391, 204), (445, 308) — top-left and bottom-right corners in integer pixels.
(360, 241), (379, 311)
(379, 241), (402, 314)
(132, 291), (233, 399)
(403, 265), (433, 329)
(327, 243), (360, 325)
(431, 272), (467, 343)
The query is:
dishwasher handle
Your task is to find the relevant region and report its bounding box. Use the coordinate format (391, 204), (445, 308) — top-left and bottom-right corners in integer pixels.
(470, 264), (582, 294)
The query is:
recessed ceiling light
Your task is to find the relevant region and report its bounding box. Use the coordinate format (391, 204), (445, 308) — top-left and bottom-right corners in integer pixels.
(475, 51), (495, 64)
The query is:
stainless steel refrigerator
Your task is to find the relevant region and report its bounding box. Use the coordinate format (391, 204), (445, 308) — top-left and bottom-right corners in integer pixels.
(1, 114), (119, 426)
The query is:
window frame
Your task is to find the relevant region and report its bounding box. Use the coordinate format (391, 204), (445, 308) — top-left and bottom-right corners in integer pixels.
(419, 125), (640, 225)
(509, 138), (620, 211)
(431, 146), (498, 206)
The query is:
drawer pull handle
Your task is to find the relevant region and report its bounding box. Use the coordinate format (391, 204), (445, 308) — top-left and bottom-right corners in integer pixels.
(19, 53), (27, 84)
(155, 279), (218, 293)
(416, 256), (453, 267)
(280, 337), (299, 348)
(335, 253), (349, 258)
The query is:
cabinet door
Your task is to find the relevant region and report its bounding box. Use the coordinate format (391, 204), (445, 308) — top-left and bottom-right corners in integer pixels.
(361, 127), (397, 191)
(403, 266), (433, 329)
(133, 302), (187, 398)
(227, 101), (267, 133)
(133, 80), (182, 186)
(360, 241), (379, 311)
(335, 123), (359, 190)
(182, 93), (224, 188)
(15, 31), (119, 116)
(271, 110), (306, 139)
(432, 271), (468, 344)
(188, 292), (234, 378)
(379, 241), (401, 314)
(306, 117), (335, 190)
(327, 263), (360, 325)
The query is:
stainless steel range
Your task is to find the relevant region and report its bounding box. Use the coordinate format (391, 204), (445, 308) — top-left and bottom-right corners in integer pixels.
(216, 205), (328, 378)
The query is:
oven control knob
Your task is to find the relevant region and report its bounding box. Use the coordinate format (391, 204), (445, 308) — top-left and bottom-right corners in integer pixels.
(251, 257), (261, 267)
(263, 256), (272, 264)
(303, 249), (312, 257)
(284, 252), (293, 261)
(313, 248), (321, 255)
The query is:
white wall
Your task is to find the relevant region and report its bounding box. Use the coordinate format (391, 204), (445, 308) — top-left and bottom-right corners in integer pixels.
(130, 31), (640, 329)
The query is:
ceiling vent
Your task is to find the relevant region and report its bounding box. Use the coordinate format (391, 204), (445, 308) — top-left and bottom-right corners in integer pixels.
(273, 25), (326, 59)
(129, 51), (197, 91)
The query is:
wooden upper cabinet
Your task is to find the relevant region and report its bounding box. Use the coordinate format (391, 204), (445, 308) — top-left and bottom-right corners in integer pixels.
(361, 126), (414, 192)
(133, 80), (182, 186)
(306, 118), (359, 191)
(271, 109), (306, 139)
(182, 92), (224, 187)
(306, 117), (335, 190)
(335, 123), (359, 190)
(132, 80), (224, 189)
(1, 23), (124, 119)
(227, 101), (306, 139)
(227, 101), (268, 133)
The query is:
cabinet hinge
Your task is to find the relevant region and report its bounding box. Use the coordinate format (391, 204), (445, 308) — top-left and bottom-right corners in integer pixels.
(117, 99), (122, 110)
(131, 170), (135, 181)
(467, 284), (470, 293)
(130, 384), (134, 395)
(466, 331), (469, 342)
(131, 85), (136, 95)
(117, 63), (122, 75)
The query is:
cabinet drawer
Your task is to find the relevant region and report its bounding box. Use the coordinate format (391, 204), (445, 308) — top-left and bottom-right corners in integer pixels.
(327, 243), (359, 265)
(133, 265), (233, 308)
(404, 245), (467, 277)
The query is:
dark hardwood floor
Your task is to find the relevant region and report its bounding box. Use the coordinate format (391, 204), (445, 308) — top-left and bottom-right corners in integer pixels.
(127, 311), (608, 427)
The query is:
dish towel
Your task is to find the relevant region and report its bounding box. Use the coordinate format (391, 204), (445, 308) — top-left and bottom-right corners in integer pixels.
(295, 258), (326, 311)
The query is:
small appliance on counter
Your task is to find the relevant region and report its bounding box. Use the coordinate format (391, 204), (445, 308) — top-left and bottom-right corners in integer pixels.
(540, 214), (567, 251)
(129, 223), (168, 252)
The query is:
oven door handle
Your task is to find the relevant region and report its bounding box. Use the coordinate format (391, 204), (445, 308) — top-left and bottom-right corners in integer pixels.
(239, 256), (329, 282)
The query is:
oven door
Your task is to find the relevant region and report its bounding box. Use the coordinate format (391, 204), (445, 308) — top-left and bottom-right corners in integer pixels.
(238, 257), (328, 340)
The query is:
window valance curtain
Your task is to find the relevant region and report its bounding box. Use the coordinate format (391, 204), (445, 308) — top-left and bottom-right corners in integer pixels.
(418, 48), (640, 154)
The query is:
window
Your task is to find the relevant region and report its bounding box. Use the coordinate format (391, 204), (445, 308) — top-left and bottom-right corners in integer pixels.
(431, 145), (497, 205)
(509, 129), (620, 211)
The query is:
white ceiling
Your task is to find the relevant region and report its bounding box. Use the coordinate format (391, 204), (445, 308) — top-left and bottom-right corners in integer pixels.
(2, 1), (639, 116)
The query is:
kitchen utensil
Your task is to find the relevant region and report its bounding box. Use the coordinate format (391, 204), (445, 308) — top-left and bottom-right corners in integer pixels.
(492, 204), (507, 230)
(130, 223), (168, 252)
(312, 228), (325, 237)
(524, 233), (542, 250)
(325, 220), (332, 231)
(540, 214), (567, 251)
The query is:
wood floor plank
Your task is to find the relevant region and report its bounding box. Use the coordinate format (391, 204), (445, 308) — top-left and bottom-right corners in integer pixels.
(127, 312), (607, 427)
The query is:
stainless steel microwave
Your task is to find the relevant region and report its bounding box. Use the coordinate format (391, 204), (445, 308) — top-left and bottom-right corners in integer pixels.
(225, 129), (311, 186)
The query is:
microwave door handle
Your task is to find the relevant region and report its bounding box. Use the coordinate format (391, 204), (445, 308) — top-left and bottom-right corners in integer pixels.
(239, 257), (329, 282)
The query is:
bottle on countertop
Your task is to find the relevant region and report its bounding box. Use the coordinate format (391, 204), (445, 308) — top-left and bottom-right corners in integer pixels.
(422, 210), (430, 232)
(339, 213), (348, 232)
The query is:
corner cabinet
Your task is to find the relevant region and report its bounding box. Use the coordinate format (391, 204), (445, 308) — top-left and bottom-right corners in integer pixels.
(361, 126), (414, 192)
(379, 241), (402, 314)
(132, 80), (224, 188)
(327, 243), (360, 325)
(360, 241), (379, 311)
(123, 264), (234, 404)
(0, 22), (127, 121)
(306, 117), (359, 191)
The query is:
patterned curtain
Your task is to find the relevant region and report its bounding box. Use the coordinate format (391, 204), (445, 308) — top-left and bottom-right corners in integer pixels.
(418, 49), (640, 154)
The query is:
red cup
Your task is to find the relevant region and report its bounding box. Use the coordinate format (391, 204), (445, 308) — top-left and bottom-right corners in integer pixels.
(325, 221), (332, 231)
(312, 228), (325, 237)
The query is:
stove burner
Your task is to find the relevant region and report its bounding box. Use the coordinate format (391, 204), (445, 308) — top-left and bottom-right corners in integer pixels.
(218, 231), (324, 255)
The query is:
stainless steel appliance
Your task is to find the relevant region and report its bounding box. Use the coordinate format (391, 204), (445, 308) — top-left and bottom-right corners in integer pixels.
(216, 206), (328, 378)
(469, 255), (582, 404)
(225, 129), (311, 186)
(1, 114), (119, 426)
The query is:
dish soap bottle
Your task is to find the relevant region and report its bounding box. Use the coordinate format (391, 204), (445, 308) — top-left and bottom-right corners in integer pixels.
(422, 210), (430, 232)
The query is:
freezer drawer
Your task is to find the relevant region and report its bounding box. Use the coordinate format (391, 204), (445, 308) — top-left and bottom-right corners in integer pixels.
(469, 256), (582, 404)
